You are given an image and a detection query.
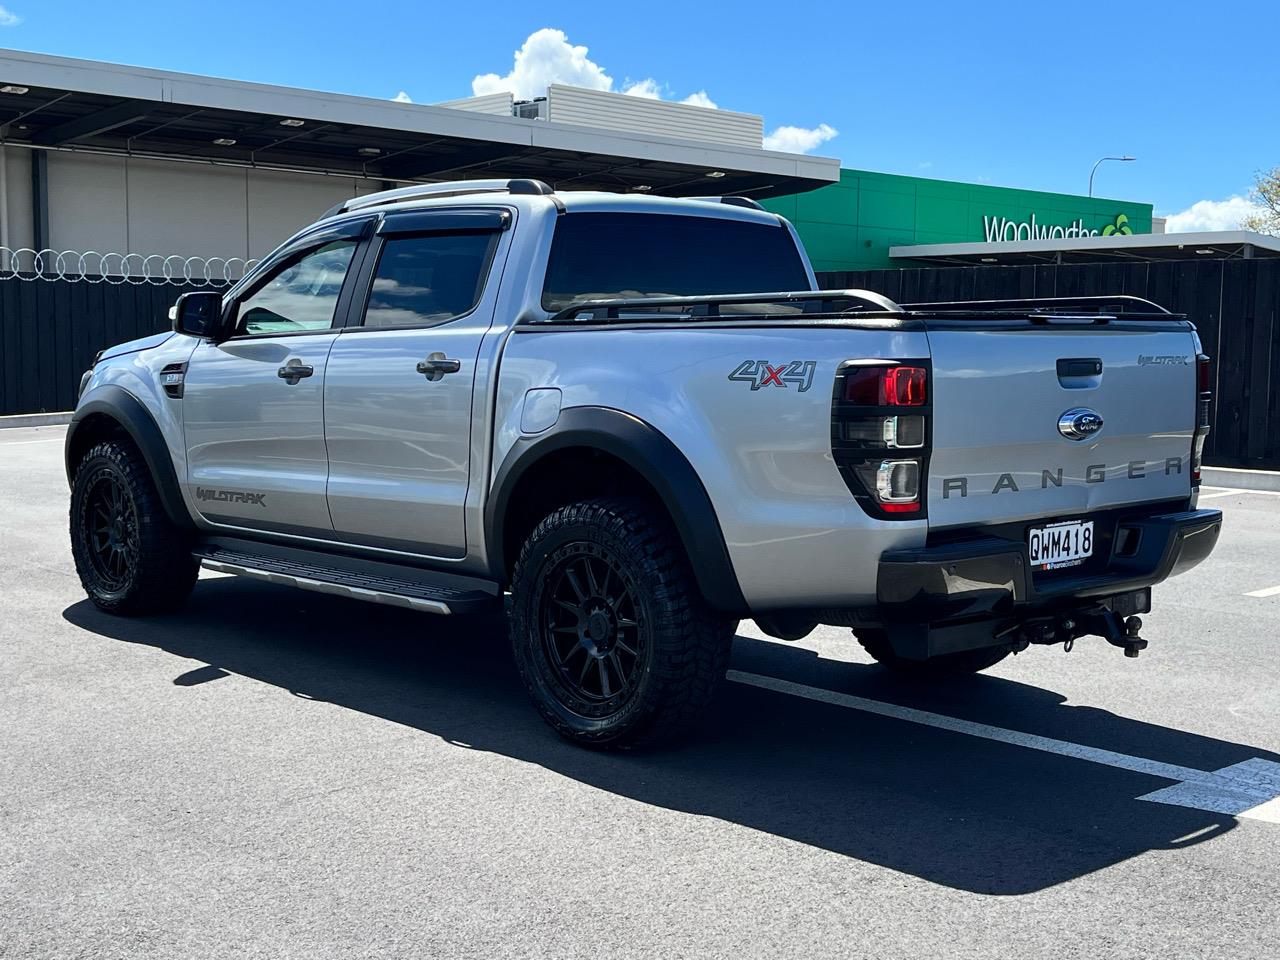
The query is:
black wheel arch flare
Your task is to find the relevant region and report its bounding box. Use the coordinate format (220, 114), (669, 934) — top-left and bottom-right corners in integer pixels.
(485, 406), (748, 616)
(65, 385), (195, 532)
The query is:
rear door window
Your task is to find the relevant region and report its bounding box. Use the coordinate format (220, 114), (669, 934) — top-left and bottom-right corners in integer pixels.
(362, 232), (498, 328)
(541, 212), (809, 312)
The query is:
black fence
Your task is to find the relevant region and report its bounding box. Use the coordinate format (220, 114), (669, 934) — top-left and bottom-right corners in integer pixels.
(818, 260), (1280, 470)
(2, 261), (1276, 470)
(0, 278), (196, 417)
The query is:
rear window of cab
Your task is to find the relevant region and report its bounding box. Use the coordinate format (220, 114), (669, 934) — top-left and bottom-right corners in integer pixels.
(540, 212), (810, 312)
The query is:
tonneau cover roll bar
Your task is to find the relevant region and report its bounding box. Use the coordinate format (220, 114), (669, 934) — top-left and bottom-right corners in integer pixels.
(539, 291), (1183, 325)
(904, 295), (1177, 317)
(542, 289), (903, 323)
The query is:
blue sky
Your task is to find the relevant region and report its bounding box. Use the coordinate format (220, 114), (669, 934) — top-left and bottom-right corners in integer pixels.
(0, 0), (1273, 228)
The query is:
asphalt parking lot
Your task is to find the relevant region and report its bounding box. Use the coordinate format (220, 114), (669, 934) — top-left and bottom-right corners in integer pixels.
(3, 424), (1279, 959)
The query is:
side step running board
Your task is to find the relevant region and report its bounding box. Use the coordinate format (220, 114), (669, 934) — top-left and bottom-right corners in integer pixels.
(194, 542), (500, 616)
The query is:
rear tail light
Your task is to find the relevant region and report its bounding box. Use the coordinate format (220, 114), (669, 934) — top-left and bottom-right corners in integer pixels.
(1192, 353), (1212, 485)
(876, 460), (921, 510)
(841, 414), (925, 448)
(831, 361), (931, 519)
(884, 415), (926, 448)
(844, 365), (927, 405)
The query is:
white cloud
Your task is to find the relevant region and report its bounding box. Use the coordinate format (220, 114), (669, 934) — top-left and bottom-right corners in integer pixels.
(473, 28), (833, 149)
(469, 29), (719, 112)
(622, 78), (662, 99)
(0, 5), (20, 26)
(680, 90), (718, 109)
(1164, 195), (1264, 233)
(392, 90), (413, 103)
(763, 123), (838, 154)
(473, 28), (613, 100)
(622, 81), (717, 109)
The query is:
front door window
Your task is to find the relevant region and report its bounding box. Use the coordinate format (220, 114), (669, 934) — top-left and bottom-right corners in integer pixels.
(235, 240), (358, 336)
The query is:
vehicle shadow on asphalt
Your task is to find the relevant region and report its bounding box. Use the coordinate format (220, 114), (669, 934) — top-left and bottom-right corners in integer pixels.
(64, 578), (1268, 896)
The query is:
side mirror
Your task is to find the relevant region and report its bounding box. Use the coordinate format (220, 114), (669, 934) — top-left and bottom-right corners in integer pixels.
(169, 291), (224, 339)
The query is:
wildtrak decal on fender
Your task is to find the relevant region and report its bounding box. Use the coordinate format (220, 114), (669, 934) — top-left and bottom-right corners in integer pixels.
(196, 487), (266, 507)
(728, 360), (817, 392)
(940, 458), (1186, 498)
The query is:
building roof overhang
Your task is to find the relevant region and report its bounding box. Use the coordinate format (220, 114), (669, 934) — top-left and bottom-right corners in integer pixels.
(891, 230), (1280, 265)
(0, 48), (839, 198)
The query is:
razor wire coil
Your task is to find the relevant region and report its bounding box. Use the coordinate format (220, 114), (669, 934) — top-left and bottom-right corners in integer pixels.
(0, 248), (260, 286)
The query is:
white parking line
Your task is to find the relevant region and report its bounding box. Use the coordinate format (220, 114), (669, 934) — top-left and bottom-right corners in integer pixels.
(1199, 487), (1280, 500)
(0, 438), (66, 446)
(728, 669), (1280, 823)
(1245, 584), (1280, 599)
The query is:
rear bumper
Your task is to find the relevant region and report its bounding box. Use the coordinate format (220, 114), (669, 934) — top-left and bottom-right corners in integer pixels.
(877, 508), (1222, 656)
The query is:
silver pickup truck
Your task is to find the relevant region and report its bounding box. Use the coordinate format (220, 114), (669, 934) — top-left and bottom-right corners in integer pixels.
(66, 178), (1222, 747)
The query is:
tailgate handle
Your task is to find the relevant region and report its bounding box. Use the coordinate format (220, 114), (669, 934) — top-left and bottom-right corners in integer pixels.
(1057, 358), (1103, 378)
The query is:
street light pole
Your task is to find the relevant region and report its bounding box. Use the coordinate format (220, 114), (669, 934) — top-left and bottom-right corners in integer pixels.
(1089, 156), (1136, 197)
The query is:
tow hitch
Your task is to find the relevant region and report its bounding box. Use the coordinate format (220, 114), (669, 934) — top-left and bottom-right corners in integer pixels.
(1081, 611), (1148, 658)
(1004, 609), (1148, 658)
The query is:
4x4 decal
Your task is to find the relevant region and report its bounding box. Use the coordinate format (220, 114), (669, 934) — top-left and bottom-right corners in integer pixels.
(728, 360), (817, 392)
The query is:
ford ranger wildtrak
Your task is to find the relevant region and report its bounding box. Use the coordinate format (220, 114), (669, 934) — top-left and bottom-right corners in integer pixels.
(66, 179), (1222, 747)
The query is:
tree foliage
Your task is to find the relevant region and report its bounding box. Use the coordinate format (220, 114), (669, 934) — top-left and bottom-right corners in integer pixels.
(1241, 167), (1280, 235)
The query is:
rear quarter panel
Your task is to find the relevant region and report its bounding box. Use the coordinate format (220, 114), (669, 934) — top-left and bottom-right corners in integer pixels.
(494, 324), (930, 609)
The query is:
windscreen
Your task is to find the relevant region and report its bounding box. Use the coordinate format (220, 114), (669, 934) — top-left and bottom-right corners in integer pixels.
(541, 212), (810, 312)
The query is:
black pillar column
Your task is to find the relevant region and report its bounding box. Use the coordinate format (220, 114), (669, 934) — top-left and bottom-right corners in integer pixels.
(31, 149), (48, 251)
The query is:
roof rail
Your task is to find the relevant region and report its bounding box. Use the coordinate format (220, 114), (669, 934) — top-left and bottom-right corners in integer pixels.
(542, 289), (903, 323)
(325, 178), (555, 218)
(903, 295), (1175, 316)
(689, 196), (766, 211)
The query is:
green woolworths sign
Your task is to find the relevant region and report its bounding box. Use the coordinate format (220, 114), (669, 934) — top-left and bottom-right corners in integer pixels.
(761, 169), (1154, 273)
(982, 212), (1136, 242)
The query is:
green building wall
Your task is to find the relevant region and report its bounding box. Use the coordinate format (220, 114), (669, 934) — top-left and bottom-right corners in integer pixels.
(761, 169), (1155, 272)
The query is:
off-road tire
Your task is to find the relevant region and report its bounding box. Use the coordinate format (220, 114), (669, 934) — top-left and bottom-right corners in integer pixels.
(509, 497), (736, 749)
(855, 629), (1010, 677)
(69, 439), (199, 616)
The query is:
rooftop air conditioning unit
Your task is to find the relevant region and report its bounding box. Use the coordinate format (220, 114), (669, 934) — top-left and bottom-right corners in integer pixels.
(514, 98), (548, 121)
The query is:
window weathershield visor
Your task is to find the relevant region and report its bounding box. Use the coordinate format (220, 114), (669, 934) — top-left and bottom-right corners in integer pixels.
(378, 209), (511, 236)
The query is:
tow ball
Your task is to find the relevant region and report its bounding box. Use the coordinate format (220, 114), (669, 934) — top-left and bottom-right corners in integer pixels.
(1006, 610), (1148, 657)
(1065, 610), (1148, 657)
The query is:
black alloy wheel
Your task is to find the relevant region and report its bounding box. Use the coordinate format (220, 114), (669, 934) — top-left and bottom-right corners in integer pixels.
(509, 498), (736, 749)
(539, 545), (645, 714)
(69, 439), (199, 615)
(81, 469), (140, 592)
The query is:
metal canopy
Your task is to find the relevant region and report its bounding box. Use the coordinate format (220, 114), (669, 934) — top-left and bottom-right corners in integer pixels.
(892, 230), (1280, 266)
(0, 49), (839, 198)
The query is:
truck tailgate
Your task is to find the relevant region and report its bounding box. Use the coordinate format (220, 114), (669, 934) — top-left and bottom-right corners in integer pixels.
(925, 324), (1198, 529)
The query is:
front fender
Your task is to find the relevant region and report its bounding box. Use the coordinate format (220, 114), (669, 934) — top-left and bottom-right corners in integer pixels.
(485, 406), (748, 615)
(65, 385), (194, 531)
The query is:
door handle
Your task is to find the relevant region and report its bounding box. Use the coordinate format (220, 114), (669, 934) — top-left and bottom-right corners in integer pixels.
(416, 353), (462, 382)
(277, 359), (314, 384)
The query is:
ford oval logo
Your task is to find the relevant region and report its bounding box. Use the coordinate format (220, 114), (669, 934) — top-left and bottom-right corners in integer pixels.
(1058, 407), (1104, 441)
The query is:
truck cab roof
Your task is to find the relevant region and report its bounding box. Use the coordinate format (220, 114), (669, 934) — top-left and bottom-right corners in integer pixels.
(316, 178), (785, 231)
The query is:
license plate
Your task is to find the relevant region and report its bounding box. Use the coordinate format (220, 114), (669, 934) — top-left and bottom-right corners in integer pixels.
(1028, 519), (1094, 571)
